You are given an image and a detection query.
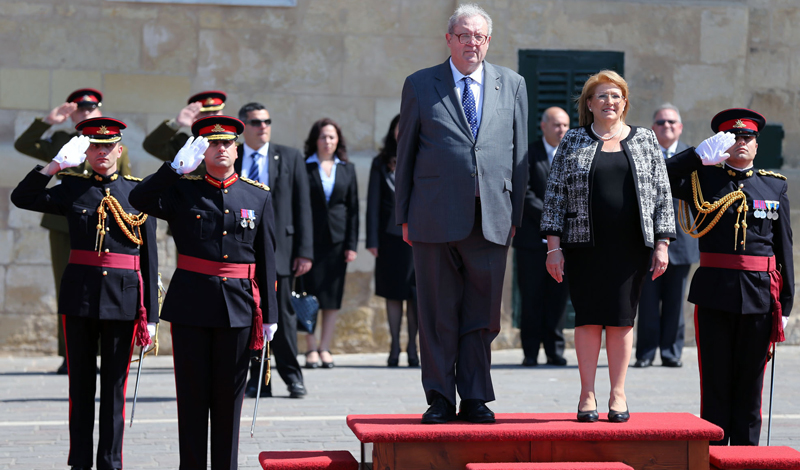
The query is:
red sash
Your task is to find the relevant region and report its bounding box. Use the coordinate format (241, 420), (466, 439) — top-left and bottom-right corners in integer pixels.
(699, 253), (785, 343)
(68, 250), (151, 347)
(177, 254), (264, 350)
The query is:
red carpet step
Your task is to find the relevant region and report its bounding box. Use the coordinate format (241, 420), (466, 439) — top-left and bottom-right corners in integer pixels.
(348, 413), (723, 470)
(259, 451), (358, 470)
(709, 446), (800, 470)
(466, 463), (634, 470)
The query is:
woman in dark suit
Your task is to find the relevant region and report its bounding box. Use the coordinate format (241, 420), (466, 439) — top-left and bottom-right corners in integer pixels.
(366, 115), (418, 368)
(302, 118), (359, 368)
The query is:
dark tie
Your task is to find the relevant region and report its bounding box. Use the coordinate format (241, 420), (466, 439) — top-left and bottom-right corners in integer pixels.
(248, 152), (262, 182)
(462, 76), (478, 139)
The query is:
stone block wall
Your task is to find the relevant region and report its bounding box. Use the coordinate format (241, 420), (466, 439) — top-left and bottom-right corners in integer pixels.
(2, 0), (800, 355)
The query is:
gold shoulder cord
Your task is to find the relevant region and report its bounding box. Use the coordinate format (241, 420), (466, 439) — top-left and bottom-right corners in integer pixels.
(678, 171), (749, 250)
(95, 188), (149, 253)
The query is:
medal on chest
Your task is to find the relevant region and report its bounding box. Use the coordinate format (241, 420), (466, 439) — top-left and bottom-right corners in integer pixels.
(240, 209), (256, 229)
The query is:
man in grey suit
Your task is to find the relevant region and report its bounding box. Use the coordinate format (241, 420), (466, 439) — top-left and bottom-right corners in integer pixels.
(634, 103), (699, 368)
(395, 3), (528, 424)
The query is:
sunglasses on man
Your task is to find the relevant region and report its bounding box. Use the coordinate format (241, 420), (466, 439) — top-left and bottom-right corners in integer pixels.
(654, 119), (678, 126)
(247, 119), (272, 127)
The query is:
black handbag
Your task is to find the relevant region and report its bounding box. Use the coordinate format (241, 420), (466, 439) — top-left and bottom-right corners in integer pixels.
(292, 277), (319, 334)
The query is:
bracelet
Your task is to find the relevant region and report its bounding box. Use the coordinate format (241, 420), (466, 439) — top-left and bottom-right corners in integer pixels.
(546, 247), (562, 254)
(657, 238), (670, 246)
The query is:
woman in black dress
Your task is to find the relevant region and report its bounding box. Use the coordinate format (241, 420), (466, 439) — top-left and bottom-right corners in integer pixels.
(302, 118), (359, 368)
(541, 71), (675, 422)
(366, 115), (418, 368)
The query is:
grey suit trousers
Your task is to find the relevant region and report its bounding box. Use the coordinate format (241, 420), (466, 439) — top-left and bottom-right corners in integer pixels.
(412, 204), (508, 406)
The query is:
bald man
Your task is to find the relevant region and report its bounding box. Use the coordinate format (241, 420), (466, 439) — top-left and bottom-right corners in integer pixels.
(514, 107), (571, 366)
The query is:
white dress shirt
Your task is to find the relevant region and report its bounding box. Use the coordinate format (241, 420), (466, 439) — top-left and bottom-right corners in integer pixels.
(242, 142), (270, 184)
(306, 153), (342, 203)
(659, 140), (679, 159)
(450, 58), (484, 129)
(543, 138), (558, 165)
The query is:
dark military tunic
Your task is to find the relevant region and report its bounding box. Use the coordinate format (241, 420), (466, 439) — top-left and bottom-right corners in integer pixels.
(129, 162), (277, 470)
(10, 167), (158, 470)
(667, 148), (794, 446)
(14, 117), (134, 356)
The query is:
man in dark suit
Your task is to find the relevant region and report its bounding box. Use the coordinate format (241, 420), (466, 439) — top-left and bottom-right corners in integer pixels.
(634, 104), (699, 368)
(130, 116), (279, 469)
(13, 88), (133, 374)
(514, 107), (570, 367)
(237, 102), (314, 399)
(665, 108), (793, 445)
(396, 3), (528, 424)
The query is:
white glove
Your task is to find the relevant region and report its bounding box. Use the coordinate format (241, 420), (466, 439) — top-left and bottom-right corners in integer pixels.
(147, 322), (157, 341)
(696, 132), (736, 166)
(171, 136), (209, 174)
(53, 136), (90, 170)
(263, 323), (277, 342)
(782, 316), (789, 331)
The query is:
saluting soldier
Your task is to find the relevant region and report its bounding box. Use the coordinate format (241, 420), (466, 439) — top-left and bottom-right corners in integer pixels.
(130, 116), (278, 470)
(11, 118), (158, 470)
(14, 89), (133, 374)
(665, 108), (794, 446)
(142, 90), (226, 168)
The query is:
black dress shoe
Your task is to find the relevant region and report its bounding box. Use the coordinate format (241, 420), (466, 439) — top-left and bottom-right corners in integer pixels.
(408, 357), (420, 368)
(521, 357), (538, 367)
(70, 466), (91, 470)
(288, 382), (306, 398)
(577, 398), (598, 423)
(421, 394), (456, 424)
(546, 356), (567, 366)
(457, 399), (496, 424)
(56, 359), (68, 375)
(387, 357), (399, 367)
(661, 358), (683, 368)
(608, 406), (630, 423)
(633, 358), (652, 368)
(245, 384), (272, 398)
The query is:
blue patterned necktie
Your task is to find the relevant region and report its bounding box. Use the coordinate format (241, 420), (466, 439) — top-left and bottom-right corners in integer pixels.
(462, 76), (478, 139)
(248, 152), (262, 182)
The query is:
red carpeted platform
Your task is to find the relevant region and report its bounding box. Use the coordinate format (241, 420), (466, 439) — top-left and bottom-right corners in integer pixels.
(709, 446), (800, 470)
(466, 462), (634, 470)
(347, 413), (723, 470)
(258, 451), (358, 470)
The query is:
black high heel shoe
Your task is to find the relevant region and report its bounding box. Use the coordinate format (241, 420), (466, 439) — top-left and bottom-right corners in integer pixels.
(608, 403), (630, 423)
(304, 351), (321, 369)
(577, 398), (599, 423)
(319, 349), (335, 369)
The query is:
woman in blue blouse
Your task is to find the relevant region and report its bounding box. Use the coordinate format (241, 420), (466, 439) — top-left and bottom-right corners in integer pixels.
(302, 118), (359, 368)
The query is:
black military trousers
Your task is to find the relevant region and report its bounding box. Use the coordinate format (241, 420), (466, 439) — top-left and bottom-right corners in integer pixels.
(695, 306), (771, 446)
(636, 264), (691, 362)
(248, 275), (302, 391)
(63, 316), (136, 470)
(515, 246), (568, 361)
(171, 324), (250, 470)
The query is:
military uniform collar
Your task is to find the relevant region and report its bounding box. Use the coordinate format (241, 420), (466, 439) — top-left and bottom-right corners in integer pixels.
(92, 171), (119, 184)
(204, 172), (239, 189)
(724, 163), (754, 179)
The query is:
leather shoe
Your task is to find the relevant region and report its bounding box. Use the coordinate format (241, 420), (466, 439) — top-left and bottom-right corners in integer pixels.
(546, 356), (567, 366)
(304, 351), (321, 369)
(521, 357), (538, 367)
(457, 399), (496, 424)
(245, 383), (272, 398)
(608, 406), (630, 423)
(408, 357), (420, 368)
(421, 394), (456, 424)
(387, 357), (399, 367)
(577, 398), (599, 423)
(633, 358), (652, 368)
(661, 358), (683, 368)
(288, 382), (306, 398)
(70, 467), (91, 470)
(56, 359), (68, 375)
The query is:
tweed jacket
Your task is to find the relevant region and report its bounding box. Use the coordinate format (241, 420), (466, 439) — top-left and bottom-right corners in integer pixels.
(541, 125), (675, 248)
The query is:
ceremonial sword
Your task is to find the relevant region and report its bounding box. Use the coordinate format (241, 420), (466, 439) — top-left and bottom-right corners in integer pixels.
(251, 342), (270, 438)
(130, 273), (166, 427)
(767, 343), (777, 445)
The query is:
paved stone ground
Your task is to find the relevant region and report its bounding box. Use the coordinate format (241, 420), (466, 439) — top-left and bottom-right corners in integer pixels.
(1, 346), (798, 469)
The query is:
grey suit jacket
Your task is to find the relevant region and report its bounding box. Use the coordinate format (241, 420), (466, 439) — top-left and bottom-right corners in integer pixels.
(395, 58), (529, 246)
(665, 140), (700, 265)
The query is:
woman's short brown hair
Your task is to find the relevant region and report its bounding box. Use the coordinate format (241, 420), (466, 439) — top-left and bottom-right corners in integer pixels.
(577, 70), (630, 127)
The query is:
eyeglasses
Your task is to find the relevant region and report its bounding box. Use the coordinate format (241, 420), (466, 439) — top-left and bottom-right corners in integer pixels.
(655, 119), (678, 126)
(247, 119), (272, 127)
(452, 33), (489, 45)
(594, 93), (625, 102)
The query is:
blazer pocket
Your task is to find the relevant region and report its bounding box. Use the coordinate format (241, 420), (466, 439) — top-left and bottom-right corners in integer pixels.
(503, 178), (512, 193)
(191, 209), (214, 240)
(285, 225), (295, 236)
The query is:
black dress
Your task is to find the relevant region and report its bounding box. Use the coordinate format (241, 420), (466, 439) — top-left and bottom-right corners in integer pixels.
(366, 156), (415, 300)
(564, 150), (651, 327)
